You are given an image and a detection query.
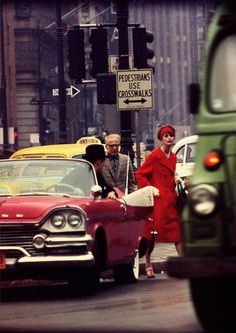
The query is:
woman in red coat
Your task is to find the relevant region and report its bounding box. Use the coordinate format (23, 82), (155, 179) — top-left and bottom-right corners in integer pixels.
(136, 124), (182, 278)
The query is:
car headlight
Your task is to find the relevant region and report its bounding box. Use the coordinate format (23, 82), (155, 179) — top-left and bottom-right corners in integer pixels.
(68, 213), (83, 228)
(51, 214), (66, 229)
(41, 209), (87, 233)
(189, 184), (218, 217)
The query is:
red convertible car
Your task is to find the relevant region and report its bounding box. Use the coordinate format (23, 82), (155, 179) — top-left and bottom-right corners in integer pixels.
(0, 158), (154, 293)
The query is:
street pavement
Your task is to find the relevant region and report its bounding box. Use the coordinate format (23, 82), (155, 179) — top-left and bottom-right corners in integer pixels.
(139, 243), (178, 275)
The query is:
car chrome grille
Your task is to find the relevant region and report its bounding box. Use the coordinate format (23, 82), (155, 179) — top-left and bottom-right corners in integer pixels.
(0, 226), (88, 258)
(0, 225), (43, 257)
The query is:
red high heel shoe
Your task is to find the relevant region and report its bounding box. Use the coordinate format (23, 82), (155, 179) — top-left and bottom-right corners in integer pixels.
(145, 265), (155, 278)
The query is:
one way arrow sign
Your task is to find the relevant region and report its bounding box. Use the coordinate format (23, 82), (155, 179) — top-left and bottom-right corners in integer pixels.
(67, 85), (80, 98)
(52, 85), (80, 98)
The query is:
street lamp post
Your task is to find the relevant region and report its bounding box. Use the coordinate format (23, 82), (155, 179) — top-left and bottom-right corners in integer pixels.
(116, 0), (134, 161)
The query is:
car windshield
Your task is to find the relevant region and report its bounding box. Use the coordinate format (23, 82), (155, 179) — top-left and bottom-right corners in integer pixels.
(210, 34), (236, 112)
(0, 159), (97, 197)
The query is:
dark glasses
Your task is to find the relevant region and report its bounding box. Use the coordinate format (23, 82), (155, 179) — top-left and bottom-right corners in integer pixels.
(106, 144), (120, 148)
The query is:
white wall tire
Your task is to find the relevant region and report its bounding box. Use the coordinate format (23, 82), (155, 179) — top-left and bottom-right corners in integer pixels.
(113, 249), (139, 283)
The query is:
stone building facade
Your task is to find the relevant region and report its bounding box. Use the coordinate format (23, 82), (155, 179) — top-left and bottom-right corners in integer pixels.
(1, 0), (220, 153)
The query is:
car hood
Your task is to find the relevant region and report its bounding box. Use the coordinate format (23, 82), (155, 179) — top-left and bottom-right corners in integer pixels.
(0, 196), (90, 222)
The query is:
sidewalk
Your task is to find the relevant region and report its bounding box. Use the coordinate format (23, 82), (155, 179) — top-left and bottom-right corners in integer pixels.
(139, 243), (178, 274)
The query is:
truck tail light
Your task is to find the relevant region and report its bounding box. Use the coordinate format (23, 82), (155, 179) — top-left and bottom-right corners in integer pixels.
(204, 150), (223, 170)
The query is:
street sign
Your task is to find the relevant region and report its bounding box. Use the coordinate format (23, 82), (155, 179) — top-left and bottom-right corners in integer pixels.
(30, 133), (40, 144)
(116, 69), (153, 110)
(67, 85), (80, 97)
(52, 89), (59, 96)
(109, 55), (133, 73)
(52, 85), (80, 98)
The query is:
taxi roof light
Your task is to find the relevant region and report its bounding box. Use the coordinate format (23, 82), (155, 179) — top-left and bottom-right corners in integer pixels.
(76, 137), (101, 145)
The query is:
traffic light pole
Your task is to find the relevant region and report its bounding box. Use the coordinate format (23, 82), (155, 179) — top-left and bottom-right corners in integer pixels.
(36, 25), (45, 145)
(116, 0), (134, 161)
(0, 1), (9, 156)
(56, 1), (67, 143)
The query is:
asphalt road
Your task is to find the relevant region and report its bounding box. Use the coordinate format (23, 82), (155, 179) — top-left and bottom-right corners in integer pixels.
(0, 274), (204, 333)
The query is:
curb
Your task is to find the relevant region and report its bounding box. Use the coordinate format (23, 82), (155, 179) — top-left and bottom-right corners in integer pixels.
(101, 260), (167, 279)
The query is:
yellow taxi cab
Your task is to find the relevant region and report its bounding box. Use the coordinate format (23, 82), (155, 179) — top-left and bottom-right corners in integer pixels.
(10, 137), (103, 160)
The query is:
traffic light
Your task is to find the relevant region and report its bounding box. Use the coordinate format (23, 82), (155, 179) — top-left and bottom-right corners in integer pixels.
(67, 26), (85, 82)
(42, 118), (51, 135)
(97, 73), (116, 104)
(132, 27), (155, 73)
(90, 28), (108, 78)
(13, 127), (18, 150)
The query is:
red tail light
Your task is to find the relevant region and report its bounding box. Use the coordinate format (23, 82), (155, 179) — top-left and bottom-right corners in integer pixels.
(204, 150), (223, 170)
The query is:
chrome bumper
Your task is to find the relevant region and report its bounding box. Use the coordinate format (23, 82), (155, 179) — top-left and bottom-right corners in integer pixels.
(4, 252), (94, 267)
(0, 233), (95, 268)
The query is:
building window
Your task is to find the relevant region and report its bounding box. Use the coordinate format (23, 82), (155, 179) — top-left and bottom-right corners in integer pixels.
(15, 2), (31, 19)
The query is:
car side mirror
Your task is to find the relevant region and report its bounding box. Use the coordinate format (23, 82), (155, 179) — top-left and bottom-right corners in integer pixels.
(91, 185), (102, 199)
(188, 83), (200, 115)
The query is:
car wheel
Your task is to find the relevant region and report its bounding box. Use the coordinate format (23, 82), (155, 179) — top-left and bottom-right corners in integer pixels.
(113, 249), (139, 284)
(190, 276), (236, 332)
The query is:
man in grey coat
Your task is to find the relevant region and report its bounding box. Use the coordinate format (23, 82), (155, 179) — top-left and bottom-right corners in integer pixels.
(102, 134), (138, 195)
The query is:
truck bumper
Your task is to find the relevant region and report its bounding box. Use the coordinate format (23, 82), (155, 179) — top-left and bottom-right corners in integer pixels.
(167, 255), (236, 278)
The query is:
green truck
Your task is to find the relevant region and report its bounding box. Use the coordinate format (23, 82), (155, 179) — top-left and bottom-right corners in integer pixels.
(167, 2), (236, 331)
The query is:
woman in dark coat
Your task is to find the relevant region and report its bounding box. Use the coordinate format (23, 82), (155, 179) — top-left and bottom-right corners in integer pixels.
(135, 124), (182, 278)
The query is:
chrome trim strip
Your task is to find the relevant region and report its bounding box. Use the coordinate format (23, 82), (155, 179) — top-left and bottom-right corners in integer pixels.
(45, 242), (88, 248)
(45, 234), (92, 245)
(17, 252), (94, 265)
(0, 246), (30, 256)
(5, 258), (17, 265)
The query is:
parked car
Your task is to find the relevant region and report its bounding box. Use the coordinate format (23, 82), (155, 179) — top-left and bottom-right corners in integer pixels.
(0, 158), (154, 293)
(172, 135), (198, 178)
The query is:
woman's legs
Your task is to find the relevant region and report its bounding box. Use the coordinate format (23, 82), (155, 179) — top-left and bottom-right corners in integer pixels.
(175, 241), (183, 255)
(145, 242), (182, 278)
(145, 252), (152, 267)
(145, 252), (155, 278)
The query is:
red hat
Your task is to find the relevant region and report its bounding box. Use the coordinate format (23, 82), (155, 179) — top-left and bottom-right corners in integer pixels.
(158, 125), (175, 140)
